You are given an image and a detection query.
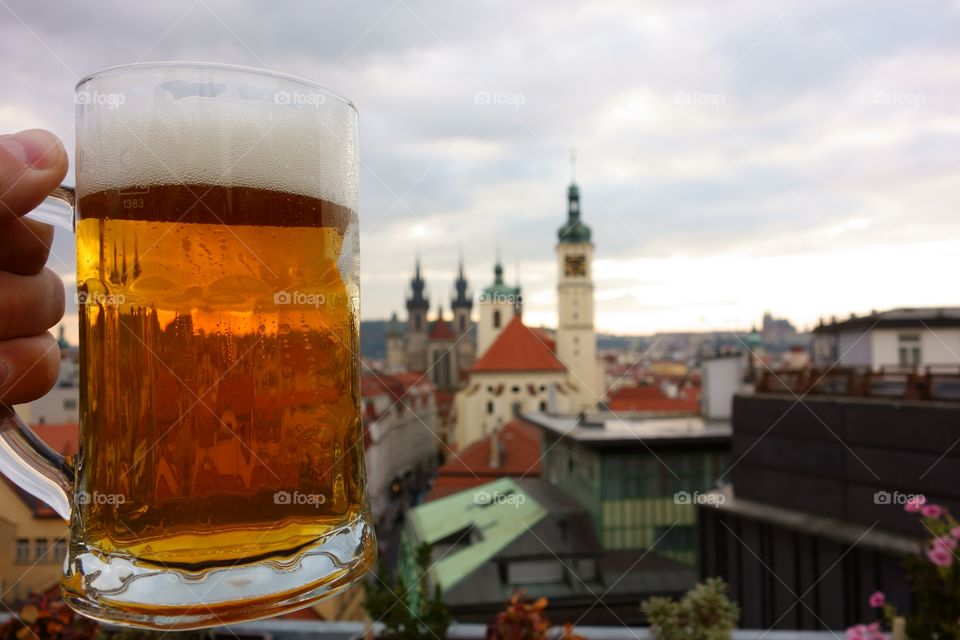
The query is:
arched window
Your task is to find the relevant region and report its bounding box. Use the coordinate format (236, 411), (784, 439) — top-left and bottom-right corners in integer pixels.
(493, 310), (501, 329)
(414, 315), (421, 331)
(539, 401), (547, 411)
(486, 401), (494, 414)
(459, 316), (466, 331)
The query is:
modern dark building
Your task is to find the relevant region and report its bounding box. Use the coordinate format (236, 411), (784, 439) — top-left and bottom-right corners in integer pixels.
(698, 389), (960, 630)
(522, 412), (731, 565)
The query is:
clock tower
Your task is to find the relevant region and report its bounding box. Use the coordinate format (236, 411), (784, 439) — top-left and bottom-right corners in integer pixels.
(556, 180), (602, 411)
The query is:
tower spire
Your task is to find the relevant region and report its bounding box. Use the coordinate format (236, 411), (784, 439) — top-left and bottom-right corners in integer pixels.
(452, 254), (472, 311)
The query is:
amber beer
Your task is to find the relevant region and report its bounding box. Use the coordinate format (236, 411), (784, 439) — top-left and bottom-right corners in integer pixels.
(73, 183), (365, 568)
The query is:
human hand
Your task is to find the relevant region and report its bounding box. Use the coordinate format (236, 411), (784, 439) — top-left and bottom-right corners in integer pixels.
(0, 129), (68, 406)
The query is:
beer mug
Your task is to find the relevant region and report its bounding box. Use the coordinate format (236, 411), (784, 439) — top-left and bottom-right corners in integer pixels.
(0, 63), (375, 629)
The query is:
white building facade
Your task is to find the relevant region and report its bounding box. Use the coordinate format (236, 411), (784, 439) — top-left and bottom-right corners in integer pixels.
(812, 308), (960, 370)
(361, 372), (440, 525)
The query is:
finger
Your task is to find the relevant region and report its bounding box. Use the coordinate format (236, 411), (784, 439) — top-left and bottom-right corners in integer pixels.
(0, 268), (65, 340)
(0, 129), (68, 223)
(0, 332), (60, 406)
(0, 216), (55, 275)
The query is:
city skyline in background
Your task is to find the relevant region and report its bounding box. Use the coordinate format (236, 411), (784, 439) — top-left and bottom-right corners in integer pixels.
(3, 0), (959, 338)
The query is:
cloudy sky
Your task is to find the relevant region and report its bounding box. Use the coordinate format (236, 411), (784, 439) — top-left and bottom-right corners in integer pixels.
(2, 0), (959, 337)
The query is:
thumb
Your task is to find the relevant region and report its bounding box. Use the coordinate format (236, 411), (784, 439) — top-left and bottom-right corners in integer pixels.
(0, 129), (68, 223)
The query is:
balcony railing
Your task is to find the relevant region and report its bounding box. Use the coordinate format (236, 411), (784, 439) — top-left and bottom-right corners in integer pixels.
(0, 615), (846, 639)
(755, 365), (960, 401)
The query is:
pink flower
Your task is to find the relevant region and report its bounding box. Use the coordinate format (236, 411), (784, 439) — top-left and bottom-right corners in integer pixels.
(921, 503), (944, 518)
(935, 535), (958, 551)
(847, 624), (868, 640)
(868, 590), (885, 608)
(951, 526), (960, 539)
(866, 622), (887, 640)
(905, 496), (926, 512)
(928, 544), (954, 567)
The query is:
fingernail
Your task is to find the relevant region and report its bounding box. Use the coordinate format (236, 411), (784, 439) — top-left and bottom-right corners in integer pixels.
(0, 130), (63, 170)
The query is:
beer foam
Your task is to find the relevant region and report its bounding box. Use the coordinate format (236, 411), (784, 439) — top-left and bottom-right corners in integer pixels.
(76, 82), (357, 208)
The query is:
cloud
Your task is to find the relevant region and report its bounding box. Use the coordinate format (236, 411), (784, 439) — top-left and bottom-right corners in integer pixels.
(2, 0), (958, 340)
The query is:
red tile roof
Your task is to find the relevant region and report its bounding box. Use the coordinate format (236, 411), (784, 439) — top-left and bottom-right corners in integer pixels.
(2, 424), (77, 519)
(428, 317), (456, 341)
(32, 423), (79, 456)
(529, 327), (557, 353)
(607, 385), (701, 413)
(472, 316), (566, 373)
(425, 419), (541, 501)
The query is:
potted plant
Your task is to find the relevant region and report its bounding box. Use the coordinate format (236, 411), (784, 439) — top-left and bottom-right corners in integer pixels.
(641, 578), (740, 640)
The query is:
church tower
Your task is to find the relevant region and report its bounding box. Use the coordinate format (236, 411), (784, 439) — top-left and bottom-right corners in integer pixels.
(451, 258), (476, 373)
(556, 179), (602, 411)
(405, 257), (430, 372)
(385, 312), (406, 372)
(477, 258), (521, 358)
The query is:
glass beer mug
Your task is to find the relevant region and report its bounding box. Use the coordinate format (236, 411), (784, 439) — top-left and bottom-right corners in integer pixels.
(0, 63), (375, 629)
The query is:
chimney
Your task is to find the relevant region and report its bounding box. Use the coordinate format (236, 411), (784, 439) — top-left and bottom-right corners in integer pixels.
(488, 428), (500, 468)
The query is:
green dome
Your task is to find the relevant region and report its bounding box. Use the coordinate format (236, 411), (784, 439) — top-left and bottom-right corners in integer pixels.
(558, 182), (591, 244)
(558, 219), (592, 244)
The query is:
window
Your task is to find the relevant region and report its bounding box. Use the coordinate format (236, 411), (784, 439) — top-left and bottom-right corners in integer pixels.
(539, 401), (547, 411)
(512, 402), (522, 416)
(35, 538), (48, 562)
(487, 401), (494, 414)
(16, 539), (29, 563)
(54, 539), (67, 563)
(414, 315), (421, 331)
(898, 334), (921, 367)
(63, 398), (77, 410)
(511, 386), (520, 394)
(507, 560), (565, 585)
(459, 316), (466, 332)
(577, 558), (597, 581)
(493, 310), (501, 329)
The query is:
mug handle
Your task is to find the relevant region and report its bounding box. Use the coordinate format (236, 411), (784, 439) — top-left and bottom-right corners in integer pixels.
(0, 185), (78, 520)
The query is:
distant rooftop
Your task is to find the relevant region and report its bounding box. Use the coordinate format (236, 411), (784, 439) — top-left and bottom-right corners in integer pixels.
(815, 306), (960, 332)
(521, 412), (731, 447)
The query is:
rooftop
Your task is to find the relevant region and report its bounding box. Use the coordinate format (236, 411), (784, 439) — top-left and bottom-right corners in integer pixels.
(409, 477), (548, 591)
(814, 306), (960, 332)
(426, 419), (541, 501)
(521, 412), (731, 448)
(408, 477), (697, 623)
(471, 315), (566, 374)
(428, 308), (457, 340)
(606, 384), (701, 414)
